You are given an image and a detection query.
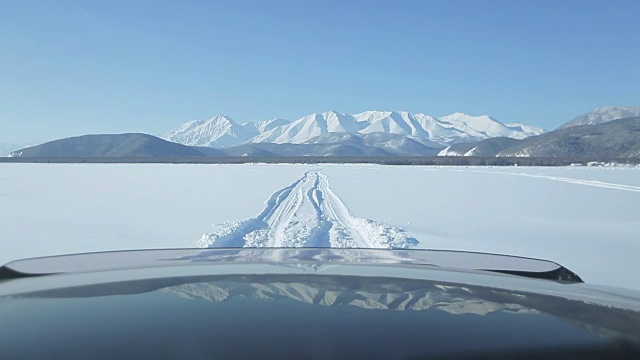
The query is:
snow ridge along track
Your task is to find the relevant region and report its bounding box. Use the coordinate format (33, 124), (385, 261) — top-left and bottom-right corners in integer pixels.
(200, 170), (419, 249)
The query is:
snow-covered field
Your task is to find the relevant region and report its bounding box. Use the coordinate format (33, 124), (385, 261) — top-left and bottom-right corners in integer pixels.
(1, 163), (638, 289)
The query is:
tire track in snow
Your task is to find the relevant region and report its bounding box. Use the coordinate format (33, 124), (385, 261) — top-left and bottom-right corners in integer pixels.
(200, 170), (419, 249)
(467, 170), (640, 193)
(315, 173), (371, 248)
(306, 174), (333, 248)
(197, 172), (312, 247)
(263, 171), (313, 247)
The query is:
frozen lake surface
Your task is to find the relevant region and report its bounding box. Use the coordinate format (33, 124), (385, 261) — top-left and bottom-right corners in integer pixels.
(1, 163), (639, 289)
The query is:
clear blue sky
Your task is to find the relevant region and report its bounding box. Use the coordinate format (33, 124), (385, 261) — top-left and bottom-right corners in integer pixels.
(1, 0), (639, 143)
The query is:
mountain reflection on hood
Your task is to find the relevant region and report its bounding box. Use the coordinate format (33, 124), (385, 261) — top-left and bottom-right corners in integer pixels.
(165, 277), (537, 316)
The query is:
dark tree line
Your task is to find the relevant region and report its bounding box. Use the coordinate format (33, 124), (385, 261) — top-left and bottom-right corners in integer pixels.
(1, 156), (638, 166)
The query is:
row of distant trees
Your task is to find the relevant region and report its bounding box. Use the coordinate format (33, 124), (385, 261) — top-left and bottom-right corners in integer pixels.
(1, 156), (639, 166)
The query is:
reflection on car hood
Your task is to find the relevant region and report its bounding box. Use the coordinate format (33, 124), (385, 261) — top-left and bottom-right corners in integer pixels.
(166, 278), (538, 316)
(4, 273), (640, 345)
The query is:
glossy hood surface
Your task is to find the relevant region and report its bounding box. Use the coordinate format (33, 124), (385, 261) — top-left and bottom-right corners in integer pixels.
(0, 248), (639, 359)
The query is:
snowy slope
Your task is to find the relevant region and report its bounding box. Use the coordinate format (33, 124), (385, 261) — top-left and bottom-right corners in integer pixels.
(437, 137), (523, 157)
(413, 113), (472, 143)
(438, 113), (544, 140)
(558, 106), (640, 129)
(354, 111), (429, 137)
(251, 111), (365, 144)
(247, 118), (291, 133)
(163, 115), (290, 148)
(165, 110), (544, 148)
(504, 123), (546, 137)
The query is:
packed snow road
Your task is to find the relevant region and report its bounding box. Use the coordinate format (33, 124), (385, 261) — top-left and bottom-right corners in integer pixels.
(198, 170), (418, 249)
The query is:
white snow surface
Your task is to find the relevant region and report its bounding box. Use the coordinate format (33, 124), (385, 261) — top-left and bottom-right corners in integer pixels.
(0, 163), (639, 290)
(198, 170), (418, 249)
(164, 110), (545, 147)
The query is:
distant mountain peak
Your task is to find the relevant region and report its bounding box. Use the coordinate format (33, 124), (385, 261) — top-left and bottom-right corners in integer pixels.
(10, 133), (204, 158)
(441, 112), (497, 122)
(163, 114), (253, 147)
(558, 105), (640, 129)
(206, 114), (236, 124)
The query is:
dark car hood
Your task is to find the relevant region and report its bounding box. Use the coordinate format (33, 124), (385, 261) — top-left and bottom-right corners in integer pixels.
(1, 248), (639, 359)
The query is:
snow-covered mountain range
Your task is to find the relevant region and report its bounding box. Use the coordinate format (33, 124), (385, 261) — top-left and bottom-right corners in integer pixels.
(437, 116), (640, 158)
(164, 111), (545, 148)
(163, 115), (289, 147)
